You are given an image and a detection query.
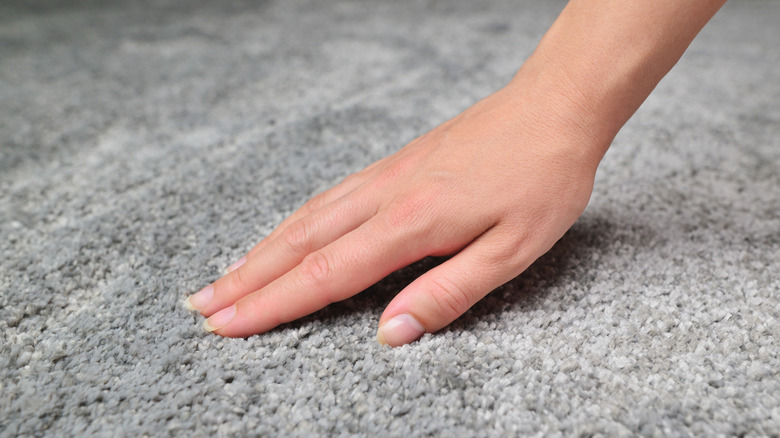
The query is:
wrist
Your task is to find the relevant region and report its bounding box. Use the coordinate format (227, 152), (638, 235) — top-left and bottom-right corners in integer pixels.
(496, 65), (615, 172)
(503, 0), (727, 165)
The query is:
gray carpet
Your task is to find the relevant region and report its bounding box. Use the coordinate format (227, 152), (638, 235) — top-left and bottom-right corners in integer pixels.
(1, 0), (778, 436)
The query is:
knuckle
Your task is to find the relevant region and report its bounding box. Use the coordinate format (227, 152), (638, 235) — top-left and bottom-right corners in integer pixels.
(493, 235), (524, 261)
(385, 159), (410, 180)
(304, 193), (328, 213)
(372, 156), (415, 190)
(298, 251), (333, 289)
(386, 192), (433, 230)
(428, 275), (472, 320)
(282, 220), (314, 255)
(491, 226), (535, 266)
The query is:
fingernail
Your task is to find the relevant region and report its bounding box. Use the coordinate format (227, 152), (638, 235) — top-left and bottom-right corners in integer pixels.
(184, 285), (214, 311)
(203, 305), (236, 332)
(223, 256), (247, 275)
(376, 314), (425, 347)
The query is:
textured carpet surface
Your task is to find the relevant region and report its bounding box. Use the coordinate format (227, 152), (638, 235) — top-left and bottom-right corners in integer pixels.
(1, 0), (779, 436)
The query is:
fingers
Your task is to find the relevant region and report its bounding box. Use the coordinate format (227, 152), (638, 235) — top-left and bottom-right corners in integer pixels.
(204, 215), (427, 338)
(187, 193), (377, 316)
(229, 172), (373, 270)
(376, 226), (529, 347)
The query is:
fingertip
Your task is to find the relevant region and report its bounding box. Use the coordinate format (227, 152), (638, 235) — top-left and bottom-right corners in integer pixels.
(202, 305), (237, 333)
(185, 285), (214, 312)
(376, 313), (426, 347)
(183, 297), (197, 312)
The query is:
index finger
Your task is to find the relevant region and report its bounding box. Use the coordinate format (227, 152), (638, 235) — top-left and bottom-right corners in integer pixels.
(204, 215), (427, 337)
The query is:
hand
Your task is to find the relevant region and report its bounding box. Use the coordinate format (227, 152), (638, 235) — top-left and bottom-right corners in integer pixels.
(184, 83), (604, 346)
(184, 0), (726, 346)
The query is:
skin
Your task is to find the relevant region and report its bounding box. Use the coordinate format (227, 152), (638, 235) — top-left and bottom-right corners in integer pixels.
(185, 0), (728, 346)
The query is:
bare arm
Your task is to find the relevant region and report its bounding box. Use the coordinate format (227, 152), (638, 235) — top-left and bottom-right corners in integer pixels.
(512, 0), (727, 155)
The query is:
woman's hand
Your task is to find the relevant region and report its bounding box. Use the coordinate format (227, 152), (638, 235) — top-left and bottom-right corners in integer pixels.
(185, 82), (605, 346)
(184, 0), (726, 346)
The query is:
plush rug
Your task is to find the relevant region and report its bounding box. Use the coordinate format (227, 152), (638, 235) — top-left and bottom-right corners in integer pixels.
(1, 0), (778, 435)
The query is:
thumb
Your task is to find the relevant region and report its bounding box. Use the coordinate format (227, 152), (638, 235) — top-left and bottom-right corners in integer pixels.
(377, 230), (523, 347)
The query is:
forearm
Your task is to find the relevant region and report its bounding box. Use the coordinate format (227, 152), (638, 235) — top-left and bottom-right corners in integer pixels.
(508, 0), (727, 160)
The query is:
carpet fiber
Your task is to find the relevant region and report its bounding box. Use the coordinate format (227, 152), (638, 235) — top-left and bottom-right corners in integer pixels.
(1, 0), (778, 436)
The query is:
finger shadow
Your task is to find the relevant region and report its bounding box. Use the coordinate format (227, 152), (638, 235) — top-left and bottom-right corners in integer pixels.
(442, 212), (656, 336)
(268, 256), (445, 334)
(269, 211), (651, 339)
